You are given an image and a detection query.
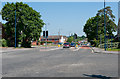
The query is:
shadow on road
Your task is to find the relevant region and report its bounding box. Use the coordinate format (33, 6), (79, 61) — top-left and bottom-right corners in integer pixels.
(83, 74), (112, 79)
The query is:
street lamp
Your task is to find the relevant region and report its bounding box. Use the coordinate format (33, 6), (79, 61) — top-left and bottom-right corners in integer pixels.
(15, 3), (17, 48)
(104, 0), (106, 51)
(96, 14), (98, 47)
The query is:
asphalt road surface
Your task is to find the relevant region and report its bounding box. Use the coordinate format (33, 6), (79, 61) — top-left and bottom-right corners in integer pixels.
(2, 47), (118, 77)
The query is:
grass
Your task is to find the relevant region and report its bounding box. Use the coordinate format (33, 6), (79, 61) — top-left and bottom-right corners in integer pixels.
(107, 48), (120, 51)
(14, 47), (25, 48)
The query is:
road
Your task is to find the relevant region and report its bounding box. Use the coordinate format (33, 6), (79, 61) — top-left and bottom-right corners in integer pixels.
(2, 46), (118, 78)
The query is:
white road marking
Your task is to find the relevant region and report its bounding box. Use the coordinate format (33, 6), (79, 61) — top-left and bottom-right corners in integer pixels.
(72, 47), (80, 51)
(40, 47), (62, 51)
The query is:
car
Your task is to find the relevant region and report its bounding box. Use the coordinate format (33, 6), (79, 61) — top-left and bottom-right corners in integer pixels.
(58, 42), (63, 45)
(63, 42), (70, 48)
(70, 42), (76, 47)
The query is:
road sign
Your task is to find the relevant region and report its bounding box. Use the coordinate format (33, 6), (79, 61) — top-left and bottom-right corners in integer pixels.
(43, 31), (45, 37)
(46, 31), (48, 38)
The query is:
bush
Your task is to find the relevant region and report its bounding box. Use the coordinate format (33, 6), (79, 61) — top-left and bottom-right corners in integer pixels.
(40, 41), (52, 44)
(76, 42), (79, 45)
(0, 40), (1, 47)
(21, 41), (31, 48)
(118, 42), (120, 48)
(0, 39), (7, 47)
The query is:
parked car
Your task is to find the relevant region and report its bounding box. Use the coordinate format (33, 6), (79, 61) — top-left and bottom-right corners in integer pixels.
(58, 42), (63, 45)
(63, 42), (70, 48)
(70, 42), (76, 47)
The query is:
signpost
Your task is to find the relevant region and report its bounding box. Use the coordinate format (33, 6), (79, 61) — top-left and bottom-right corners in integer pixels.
(43, 28), (48, 49)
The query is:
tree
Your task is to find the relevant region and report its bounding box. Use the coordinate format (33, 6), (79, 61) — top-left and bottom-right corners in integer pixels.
(2, 2), (45, 47)
(67, 36), (74, 43)
(83, 6), (117, 46)
(81, 35), (86, 39)
(97, 6), (115, 21)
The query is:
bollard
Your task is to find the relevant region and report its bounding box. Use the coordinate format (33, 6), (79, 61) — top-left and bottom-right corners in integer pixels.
(58, 44), (60, 47)
(75, 45), (78, 49)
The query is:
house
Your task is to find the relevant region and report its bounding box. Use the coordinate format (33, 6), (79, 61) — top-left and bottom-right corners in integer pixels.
(40, 35), (68, 44)
(31, 35), (67, 46)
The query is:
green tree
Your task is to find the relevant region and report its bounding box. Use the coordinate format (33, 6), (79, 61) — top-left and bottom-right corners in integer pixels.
(2, 2), (44, 47)
(83, 6), (116, 46)
(67, 36), (74, 43)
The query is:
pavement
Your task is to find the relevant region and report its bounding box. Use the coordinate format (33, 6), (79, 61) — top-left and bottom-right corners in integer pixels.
(91, 47), (119, 54)
(0, 46), (60, 53)
(2, 46), (118, 78)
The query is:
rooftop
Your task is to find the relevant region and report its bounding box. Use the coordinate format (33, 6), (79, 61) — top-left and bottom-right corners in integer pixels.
(40, 35), (67, 39)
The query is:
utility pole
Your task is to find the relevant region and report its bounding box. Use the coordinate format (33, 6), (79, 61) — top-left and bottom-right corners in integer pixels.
(111, 36), (112, 50)
(15, 3), (17, 48)
(96, 14), (98, 47)
(58, 28), (60, 41)
(100, 34), (102, 48)
(104, 0), (107, 51)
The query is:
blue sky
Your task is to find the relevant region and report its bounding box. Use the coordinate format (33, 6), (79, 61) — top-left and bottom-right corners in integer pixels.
(1, 2), (118, 36)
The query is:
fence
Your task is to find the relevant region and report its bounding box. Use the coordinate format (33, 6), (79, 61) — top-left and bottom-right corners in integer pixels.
(98, 42), (119, 48)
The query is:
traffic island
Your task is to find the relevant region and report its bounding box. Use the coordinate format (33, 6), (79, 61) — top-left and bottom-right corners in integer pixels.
(91, 47), (119, 54)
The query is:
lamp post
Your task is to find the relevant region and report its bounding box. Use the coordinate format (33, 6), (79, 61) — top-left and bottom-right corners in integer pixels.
(104, 0), (106, 51)
(96, 14), (98, 46)
(15, 3), (16, 48)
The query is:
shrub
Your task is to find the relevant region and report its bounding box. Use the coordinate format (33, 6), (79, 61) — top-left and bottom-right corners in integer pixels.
(0, 39), (7, 47)
(118, 42), (120, 48)
(40, 41), (52, 44)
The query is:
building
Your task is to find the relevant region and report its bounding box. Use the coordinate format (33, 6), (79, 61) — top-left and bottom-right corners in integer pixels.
(40, 35), (68, 44)
(31, 35), (67, 46)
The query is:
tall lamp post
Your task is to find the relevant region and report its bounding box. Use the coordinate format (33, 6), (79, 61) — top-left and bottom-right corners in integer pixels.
(96, 14), (98, 46)
(104, 0), (106, 51)
(15, 3), (16, 48)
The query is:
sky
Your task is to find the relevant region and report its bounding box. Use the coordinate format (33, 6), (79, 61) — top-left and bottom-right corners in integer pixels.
(1, 2), (118, 36)
(0, 1), (2, 22)
(1, 0), (120, 2)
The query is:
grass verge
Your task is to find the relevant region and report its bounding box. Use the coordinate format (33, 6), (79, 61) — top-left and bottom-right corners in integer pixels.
(107, 48), (120, 51)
